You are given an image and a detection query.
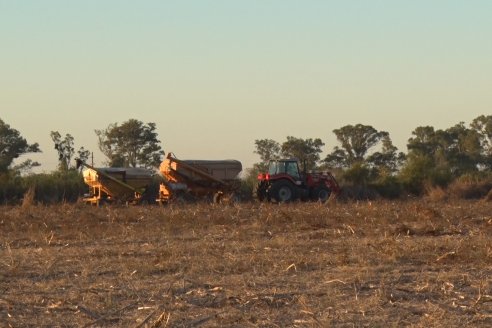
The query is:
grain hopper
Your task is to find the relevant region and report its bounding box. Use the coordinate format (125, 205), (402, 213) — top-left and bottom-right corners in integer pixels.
(76, 159), (155, 205)
(157, 153), (242, 204)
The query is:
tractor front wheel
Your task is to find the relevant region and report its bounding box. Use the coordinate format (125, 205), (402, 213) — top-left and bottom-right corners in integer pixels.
(312, 186), (331, 203)
(270, 181), (297, 203)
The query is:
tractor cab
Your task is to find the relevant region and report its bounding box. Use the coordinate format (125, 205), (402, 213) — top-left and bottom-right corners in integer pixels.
(267, 159), (302, 182)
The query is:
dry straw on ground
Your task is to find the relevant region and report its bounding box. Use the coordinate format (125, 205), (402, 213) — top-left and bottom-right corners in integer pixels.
(21, 186), (36, 208)
(485, 189), (492, 202)
(1, 200), (491, 327)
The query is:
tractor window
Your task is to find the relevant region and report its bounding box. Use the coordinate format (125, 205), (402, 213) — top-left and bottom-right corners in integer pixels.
(268, 162), (279, 175)
(286, 161), (300, 179)
(268, 161), (287, 175)
(268, 161), (299, 178)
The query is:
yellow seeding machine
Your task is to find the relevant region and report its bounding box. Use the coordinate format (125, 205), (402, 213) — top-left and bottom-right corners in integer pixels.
(77, 153), (243, 205)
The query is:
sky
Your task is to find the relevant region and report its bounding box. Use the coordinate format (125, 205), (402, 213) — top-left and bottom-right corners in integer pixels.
(1, 1), (491, 172)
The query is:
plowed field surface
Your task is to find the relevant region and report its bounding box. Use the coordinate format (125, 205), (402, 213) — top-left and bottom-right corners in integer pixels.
(1, 201), (491, 327)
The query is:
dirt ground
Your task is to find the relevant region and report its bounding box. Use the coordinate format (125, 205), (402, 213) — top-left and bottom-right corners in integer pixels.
(1, 200), (491, 327)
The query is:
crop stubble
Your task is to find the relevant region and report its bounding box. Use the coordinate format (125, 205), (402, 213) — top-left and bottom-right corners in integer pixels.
(1, 200), (491, 327)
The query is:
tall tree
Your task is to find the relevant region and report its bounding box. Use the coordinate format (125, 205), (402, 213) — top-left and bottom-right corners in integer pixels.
(401, 126), (449, 189)
(253, 139), (281, 171)
(281, 136), (324, 171)
(77, 147), (91, 165)
(95, 119), (164, 168)
(0, 119), (40, 173)
(444, 122), (481, 175)
(50, 131), (74, 171)
(367, 134), (406, 175)
(325, 124), (393, 168)
(406, 126), (439, 156)
(400, 122), (483, 190)
(324, 124), (403, 186)
(407, 123), (482, 175)
(471, 115), (492, 169)
(51, 131), (91, 171)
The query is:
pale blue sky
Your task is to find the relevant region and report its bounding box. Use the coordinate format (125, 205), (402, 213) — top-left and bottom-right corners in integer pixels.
(1, 1), (491, 171)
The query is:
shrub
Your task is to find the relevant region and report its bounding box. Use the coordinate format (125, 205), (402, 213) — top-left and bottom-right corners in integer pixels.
(447, 174), (492, 199)
(424, 184), (448, 202)
(25, 170), (87, 203)
(0, 172), (25, 204)
(0, 170), (86, 204)
(371, 175), (403, 199)
(342, 163), (372, 186)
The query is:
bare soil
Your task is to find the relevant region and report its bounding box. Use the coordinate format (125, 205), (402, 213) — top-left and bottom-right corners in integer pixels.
(1, 200), (492, 327)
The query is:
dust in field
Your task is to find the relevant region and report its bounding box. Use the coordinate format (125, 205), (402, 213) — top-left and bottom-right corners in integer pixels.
(1, 201), (491, 327)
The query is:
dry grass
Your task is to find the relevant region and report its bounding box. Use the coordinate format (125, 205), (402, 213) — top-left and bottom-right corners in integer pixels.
(21, 186), (36, 209)
(1, 200), (491, 327)
(425, 179), (492, 202)
(485, 189), (492, 202)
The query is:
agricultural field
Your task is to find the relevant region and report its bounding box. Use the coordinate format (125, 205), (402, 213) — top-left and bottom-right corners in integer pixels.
(1, 200), (491, 327)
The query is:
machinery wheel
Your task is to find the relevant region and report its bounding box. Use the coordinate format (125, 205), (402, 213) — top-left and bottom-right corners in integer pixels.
(213, 192), (223, 204)
(312, 186), (331, 203)
(253, 183), (266, 202)
(216, 192), (241, 205)
(270, 181), (297, 203)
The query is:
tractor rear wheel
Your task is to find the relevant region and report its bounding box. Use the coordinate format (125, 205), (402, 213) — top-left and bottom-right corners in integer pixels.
(270, 180), (297, 203)
(312, 186), (331, 203)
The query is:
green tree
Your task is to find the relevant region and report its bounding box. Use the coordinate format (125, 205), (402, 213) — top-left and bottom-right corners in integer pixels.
(51, 131), (91, 171)
(253, 139), (281, 172)
(366, 134), (406, 176)
(95, 119), (164, 168)
(325, 124), (403, 173)
(410, 123), (482, 175)
(324, 124), (403, 187)
(399, 153), (450, 192)
(443, 122), (481, 175)
(471, 115), (492, 169)
(281, 136), (324, 171)
(325, 124), (390, 168)
(402, 126), (450, 190)
(400, 122), (483, 192)
(0, 118), (40, 173)
(50, 131), (74, 171)
(406, 126), (439, 155)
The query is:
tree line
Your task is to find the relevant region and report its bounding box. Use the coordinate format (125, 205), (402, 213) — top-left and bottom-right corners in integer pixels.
(0, 118), (164, 203)
(247, 115), (492, 198)
(1, 115), (491, 203)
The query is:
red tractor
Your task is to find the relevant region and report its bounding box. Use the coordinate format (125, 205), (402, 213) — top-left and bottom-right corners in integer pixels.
(255, 159), (341, 203)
